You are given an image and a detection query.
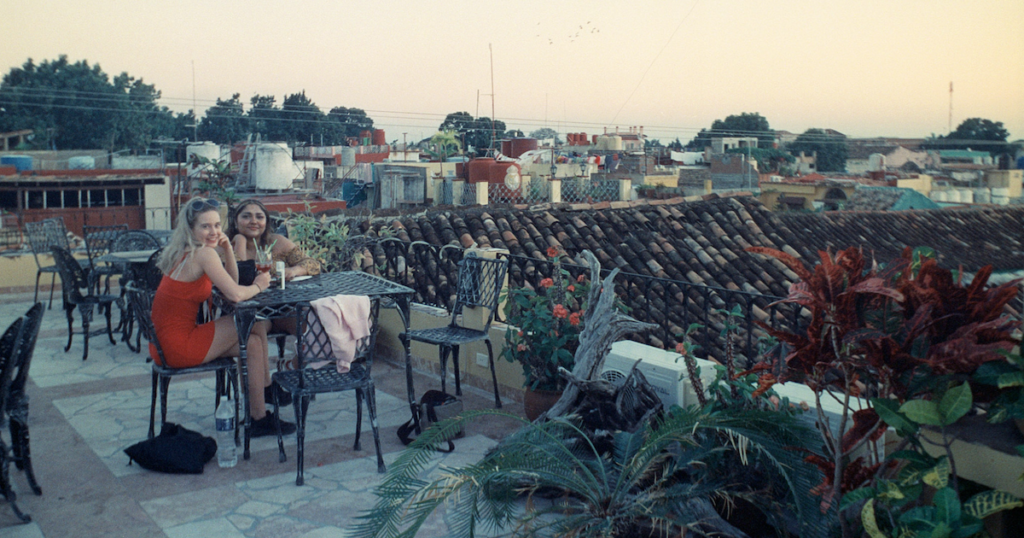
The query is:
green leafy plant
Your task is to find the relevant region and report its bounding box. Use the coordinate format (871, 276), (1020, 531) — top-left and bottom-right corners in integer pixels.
(502, 247), (590, 391)
(283, 205), (350, 271)
(351, 405), (819, 538)
(851, 383), (1023, 538)
(748, 245), (1022, 537)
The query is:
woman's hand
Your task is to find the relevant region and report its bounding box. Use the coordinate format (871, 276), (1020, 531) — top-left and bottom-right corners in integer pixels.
(283, 266), (304, 281)
(254, 271), (271, 293)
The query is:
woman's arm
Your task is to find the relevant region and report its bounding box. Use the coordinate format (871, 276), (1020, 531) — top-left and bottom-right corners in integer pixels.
(196, 247), (270, 302)
(232, 235), (251, 261)
(218, 232), (239, 283)
(271, 234), (321, 279)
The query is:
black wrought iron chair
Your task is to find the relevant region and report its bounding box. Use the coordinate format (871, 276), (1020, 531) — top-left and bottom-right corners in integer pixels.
(0, 315), (29, 522)
(400, 254), (508, 408)
(83, 224), (128, 294)
(24, 219), (86, 310)
(272, 298), (384, 484)
(51, 246), (118, 361)
(125, 283), (239, 439)
(119, 248), (164, 353)
(5, 303), (44, 501)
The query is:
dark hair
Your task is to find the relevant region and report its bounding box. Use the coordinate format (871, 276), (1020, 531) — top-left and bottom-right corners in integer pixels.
(228, 199), (273, 248)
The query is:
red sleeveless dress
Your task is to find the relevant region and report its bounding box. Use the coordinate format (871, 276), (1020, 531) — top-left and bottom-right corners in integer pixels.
(150, 274), (217, 367)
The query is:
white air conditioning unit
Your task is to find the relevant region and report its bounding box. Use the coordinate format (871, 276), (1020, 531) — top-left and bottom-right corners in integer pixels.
(603, 341), (717, 410)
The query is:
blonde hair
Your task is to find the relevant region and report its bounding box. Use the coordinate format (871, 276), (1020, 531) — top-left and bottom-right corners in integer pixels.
(157, 197), (221, 274)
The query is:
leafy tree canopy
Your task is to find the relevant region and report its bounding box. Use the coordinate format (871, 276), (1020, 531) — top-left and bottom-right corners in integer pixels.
(924, 118), (1017, 156)
(439, 111), (506, 156)
(528, 127), (561, 145)
(725, 146), (795, 173)
(687, 112), (774, 149)
(0, 55), (189, 151)
(787, 128), (848, 172)
(198, 93), (247, 145)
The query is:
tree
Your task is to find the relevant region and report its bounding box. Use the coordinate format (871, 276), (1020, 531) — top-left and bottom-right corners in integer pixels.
(325, 106), (373, 142)
(247, 93), (281, 140)
(787, 128), (848, 172)
(687, 112), (774, 150)
(439, 111), (505, 155)
(924, 118), (1016, 156)
(424, 129), (461, 161)
(199, 93), (248, 144)
(0, 55), (177, 150)
(528, 127), (561, 145)
(667, 138), (683, 151)
(725, 146), (795, 174)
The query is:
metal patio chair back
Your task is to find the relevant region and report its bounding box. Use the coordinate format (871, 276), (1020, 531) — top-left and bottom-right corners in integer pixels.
(83, 224), (129, 292)
(0, 315), (30, 523)
(5, 303), (44, 501)
(272, 298), (384, 484)
(50, 246), (118, 361)
(125, 283), (239, 440)
(400, 254), (508, 408)
(120, 248), (164, 353)
(24, 219), (66, 309)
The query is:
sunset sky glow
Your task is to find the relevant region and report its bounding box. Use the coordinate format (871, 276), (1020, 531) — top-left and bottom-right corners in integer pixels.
(2, 0), (1022, 144)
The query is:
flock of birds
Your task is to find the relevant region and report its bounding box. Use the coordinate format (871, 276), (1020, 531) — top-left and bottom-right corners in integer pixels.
(537, 20), (599, 45)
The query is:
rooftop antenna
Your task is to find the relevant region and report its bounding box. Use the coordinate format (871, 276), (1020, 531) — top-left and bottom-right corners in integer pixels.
(948, 81), (953, 134)
(192, 60), (198, 142)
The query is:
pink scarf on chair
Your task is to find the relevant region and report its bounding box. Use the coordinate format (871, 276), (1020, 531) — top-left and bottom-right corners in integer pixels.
(308, 294), (371, 373)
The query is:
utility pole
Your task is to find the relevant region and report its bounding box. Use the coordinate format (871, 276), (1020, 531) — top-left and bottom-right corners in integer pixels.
(948, 81), (954, 134)
(402, 132), (407, 162)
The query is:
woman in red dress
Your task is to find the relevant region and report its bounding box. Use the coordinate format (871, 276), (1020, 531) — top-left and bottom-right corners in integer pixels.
(151, 197), (294, 437)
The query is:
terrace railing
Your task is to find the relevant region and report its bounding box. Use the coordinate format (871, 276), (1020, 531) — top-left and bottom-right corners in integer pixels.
(360, 238), (803, 367)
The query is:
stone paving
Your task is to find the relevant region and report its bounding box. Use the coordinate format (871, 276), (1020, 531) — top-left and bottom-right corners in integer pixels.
(0, 292), (522, 537)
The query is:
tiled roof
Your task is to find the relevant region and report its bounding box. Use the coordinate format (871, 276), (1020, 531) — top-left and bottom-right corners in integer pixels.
(778, 206), (1023, 271)
(364, 194), (1022, 292)
(350, 195), (1023, 355)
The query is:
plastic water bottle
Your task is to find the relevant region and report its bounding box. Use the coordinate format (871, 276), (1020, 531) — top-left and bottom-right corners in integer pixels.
(215, 395), (237, 468)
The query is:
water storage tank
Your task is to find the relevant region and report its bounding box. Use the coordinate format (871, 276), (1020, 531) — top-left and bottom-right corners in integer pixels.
(991, 187), (1010, 205)
(958, 188), (973, 204)
(68, 156), (95, 170)
(467, 158), (495, 183)
(340, 146), (356, 166)
(974, 188), (991, 204)
(252, 142), (296, 190)
(0, 155), (32, 172)
(502, 138), (537, 159)
(931, 190), (948, 202)
(186, 142), (221, 177)
(371, 129), (386, 146)
(868, 153), (885, 171)
(359, 130), (372, 146)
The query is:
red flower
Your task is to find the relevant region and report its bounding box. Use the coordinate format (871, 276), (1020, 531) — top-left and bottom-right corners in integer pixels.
(577, 274), (585, 283)
(569, 312), (581, 326)
(675, 342), (688, 356)
(517, 344), (527, 352)
(517, 330), (524, 337)
(552, 304), (568, 319)
(540, 278), (554, 288)
(567, 285), (575, 292)
(546, 246), (559, 259)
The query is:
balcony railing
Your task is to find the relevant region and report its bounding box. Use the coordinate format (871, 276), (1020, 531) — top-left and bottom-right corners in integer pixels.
(361, 238), (803, 367)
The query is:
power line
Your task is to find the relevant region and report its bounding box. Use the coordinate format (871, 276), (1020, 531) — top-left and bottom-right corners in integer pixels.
(2, 86), (1016, 148)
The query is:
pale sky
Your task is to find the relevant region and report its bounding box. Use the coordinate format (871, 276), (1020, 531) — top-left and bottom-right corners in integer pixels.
(3, 0), (1022, 144)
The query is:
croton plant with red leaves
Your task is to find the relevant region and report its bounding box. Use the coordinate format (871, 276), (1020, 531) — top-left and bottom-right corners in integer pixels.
(747, 245), (1021, 511)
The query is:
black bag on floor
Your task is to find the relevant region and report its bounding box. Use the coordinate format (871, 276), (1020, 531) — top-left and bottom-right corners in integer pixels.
(124, 422), (217, 474)
(397, 390), (463, 453)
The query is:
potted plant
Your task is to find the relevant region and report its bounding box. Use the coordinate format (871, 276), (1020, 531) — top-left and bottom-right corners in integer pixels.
(502, 247), (589, 419)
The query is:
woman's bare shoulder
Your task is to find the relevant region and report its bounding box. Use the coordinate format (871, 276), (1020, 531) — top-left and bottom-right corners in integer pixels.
(270, 233), (296, 251)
